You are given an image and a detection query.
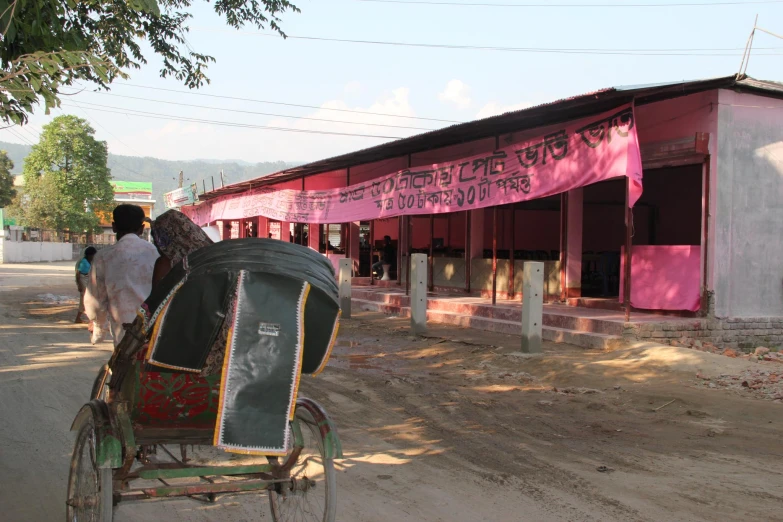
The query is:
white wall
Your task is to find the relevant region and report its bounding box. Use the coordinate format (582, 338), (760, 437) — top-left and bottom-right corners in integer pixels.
(0, 241), (74, 264)
(715, 90), (783, 318)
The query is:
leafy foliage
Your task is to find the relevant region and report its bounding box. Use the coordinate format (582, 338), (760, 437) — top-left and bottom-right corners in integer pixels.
(0, 0), (299, 124)
(0, 149), (14, 207)
(18, 115), (114, 232)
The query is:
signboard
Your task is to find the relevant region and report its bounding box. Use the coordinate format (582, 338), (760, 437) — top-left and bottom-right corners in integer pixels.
(184, 104), (643, 226)
(1, 208), (17, 227)
(164, 184), (198, 209)
(112, 181), (153, 201)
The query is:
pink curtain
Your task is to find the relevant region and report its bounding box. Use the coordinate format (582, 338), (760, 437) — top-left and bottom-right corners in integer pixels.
(620, 245), (701, 312)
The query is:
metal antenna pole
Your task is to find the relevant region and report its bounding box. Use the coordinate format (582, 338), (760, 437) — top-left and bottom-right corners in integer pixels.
(737, 15), (759, 78)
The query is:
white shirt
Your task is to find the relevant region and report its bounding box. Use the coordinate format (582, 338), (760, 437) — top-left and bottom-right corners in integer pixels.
(85, 234), (159, 347)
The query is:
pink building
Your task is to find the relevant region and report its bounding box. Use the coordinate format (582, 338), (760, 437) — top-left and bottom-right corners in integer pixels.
(186, 76), (783, 350)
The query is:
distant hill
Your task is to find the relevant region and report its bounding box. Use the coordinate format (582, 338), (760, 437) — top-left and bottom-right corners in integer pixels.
(0, 141), (299, 217)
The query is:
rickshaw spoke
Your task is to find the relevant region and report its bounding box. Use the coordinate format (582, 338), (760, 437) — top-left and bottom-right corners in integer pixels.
(269, 407), (336, 521)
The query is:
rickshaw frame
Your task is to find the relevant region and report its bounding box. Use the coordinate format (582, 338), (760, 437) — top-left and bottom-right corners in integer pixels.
(68, 361), (342, 514)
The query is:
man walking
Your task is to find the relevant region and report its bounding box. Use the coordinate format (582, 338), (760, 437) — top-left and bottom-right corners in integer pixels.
(85, 204), (159, 346)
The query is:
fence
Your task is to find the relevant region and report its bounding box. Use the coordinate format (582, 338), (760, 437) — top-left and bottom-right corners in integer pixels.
(0, 240), (73, 263)
(2, 227), (152, 264)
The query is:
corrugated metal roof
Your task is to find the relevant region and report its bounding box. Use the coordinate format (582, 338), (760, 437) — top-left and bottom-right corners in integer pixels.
(199, 75), (782, 201)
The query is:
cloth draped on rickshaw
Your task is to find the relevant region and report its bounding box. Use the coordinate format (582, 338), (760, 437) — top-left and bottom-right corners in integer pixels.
(138, 239), (340, 455)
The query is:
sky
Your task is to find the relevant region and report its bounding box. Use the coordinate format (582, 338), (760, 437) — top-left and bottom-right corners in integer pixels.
(4, 0), (783, 165)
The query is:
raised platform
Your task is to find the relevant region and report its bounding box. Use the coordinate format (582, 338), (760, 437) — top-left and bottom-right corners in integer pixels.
(352, 287), (701, 350)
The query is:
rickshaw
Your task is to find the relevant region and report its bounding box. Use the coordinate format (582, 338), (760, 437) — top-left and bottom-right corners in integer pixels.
(67, 239), (343, 521)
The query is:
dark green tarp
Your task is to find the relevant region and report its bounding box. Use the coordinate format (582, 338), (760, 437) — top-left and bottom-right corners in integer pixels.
(139, 238), (340, 453)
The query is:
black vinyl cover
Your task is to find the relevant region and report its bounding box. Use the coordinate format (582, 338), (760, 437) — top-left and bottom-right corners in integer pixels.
(139, 239), (341, 453)
(142, 239), (340, 376)
(215, 272), (307, 453)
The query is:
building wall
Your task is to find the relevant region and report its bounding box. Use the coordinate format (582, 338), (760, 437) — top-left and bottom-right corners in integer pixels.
(714, 90), (783, 318)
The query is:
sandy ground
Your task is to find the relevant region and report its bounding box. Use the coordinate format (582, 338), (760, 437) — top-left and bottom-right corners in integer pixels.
(0, 262), (782, 522)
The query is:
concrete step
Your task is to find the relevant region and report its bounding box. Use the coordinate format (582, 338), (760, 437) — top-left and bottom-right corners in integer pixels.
(352, 288), (408, 306)
(352, 298), (624, 350)
(543, 311), (625, 336)
(543, 326), (625, 351)
(352, 289), (625, 336)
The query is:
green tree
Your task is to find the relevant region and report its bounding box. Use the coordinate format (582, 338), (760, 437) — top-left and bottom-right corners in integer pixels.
(0, 0), (299, 125)
(19, 115), (114, 233)
(0, 149), (14, 207)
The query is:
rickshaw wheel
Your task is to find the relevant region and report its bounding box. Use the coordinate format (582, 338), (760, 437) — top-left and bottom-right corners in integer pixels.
(268, 407), (337, 522)
(89, 364), (110, 401)
(66, 414), (113, 522)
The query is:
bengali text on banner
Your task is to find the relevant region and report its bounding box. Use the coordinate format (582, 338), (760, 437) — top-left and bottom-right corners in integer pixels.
(184, 104), (643, 226)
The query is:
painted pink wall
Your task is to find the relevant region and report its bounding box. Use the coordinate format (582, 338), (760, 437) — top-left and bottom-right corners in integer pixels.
(480, 208), (560, 251)
(450, 212), (466, 248)
(373, 218), (399, 242)
(410, 137), (496, 167)
(408, 215), (451, 249)
(350, 157), (409, 184)
(566, 188), (583, 293)
(636, 91), (718, 144)
(265, 179), (301, 191)
(411, 216), (429, 248)
(304, 170), (346, 190)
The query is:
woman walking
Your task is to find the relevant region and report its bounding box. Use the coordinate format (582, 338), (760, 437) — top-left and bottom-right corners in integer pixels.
(75, 246), (97, 323)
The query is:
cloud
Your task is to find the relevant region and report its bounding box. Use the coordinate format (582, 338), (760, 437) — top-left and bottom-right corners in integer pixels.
(261, 87), (422, 160)
(437, 80), (471, 109)
(475, 101), (533, 120)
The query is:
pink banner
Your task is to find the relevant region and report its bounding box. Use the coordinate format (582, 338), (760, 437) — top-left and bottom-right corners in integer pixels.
(184, 104), (643, 226)
(620, 245), (701, 312)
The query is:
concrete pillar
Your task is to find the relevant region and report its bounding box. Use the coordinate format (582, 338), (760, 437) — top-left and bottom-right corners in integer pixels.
(469, 209), (485, 260)
(521, 261), (544, 354)
(350, 221), (360, 275)
(399, 216), (408, 284)
(565, 188), (583, 299)
(338, 258), (352, 319)
(410, 253), (428, 334)
(257, 217), (267, 238)
(309, 224), (320, 250)
(281, 222), (291, 242)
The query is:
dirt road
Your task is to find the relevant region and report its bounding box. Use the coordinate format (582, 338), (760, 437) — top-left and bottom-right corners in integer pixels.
(1, 262), (781, 521)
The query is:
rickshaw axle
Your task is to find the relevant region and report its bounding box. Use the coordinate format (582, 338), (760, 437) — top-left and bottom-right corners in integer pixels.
(121, 479), (277, 500)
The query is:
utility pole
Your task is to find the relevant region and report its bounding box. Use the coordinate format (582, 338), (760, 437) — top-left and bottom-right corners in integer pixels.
(220, 170), (225, 188)
(178, 171), (184, 189)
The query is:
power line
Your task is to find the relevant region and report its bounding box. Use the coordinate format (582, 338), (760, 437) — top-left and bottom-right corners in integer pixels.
(69, 100), (154, 182)
(71, 99), (145, 157)
(87, 91), (439, 131)
(112, 83), (461, 124)
(15, 125), (39, 143)
(195, 28), (783, 56)
(60, 101), (406, 139)
(5, 127), (34, 146)
(356, 0), (783, 7)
